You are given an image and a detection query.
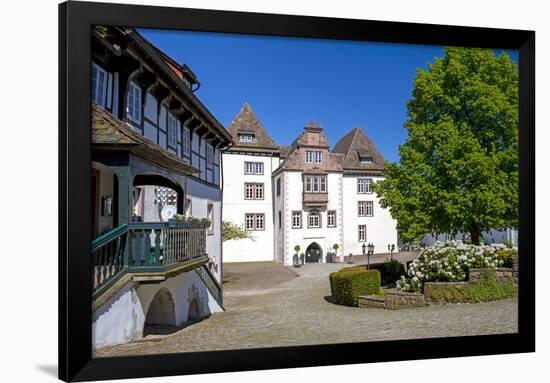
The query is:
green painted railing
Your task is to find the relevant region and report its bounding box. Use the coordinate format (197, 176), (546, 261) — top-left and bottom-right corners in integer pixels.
(92, 222), (208, 294)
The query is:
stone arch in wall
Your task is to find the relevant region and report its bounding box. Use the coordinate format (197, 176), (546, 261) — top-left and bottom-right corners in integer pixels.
(144, 287), (176, 327)
(305, 242), (323, 263)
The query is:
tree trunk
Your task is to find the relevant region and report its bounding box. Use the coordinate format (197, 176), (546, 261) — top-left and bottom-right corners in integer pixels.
(469, 222), (481, 245)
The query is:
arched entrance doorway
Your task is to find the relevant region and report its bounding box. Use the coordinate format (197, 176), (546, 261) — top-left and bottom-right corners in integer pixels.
(305, 242), (323, 263)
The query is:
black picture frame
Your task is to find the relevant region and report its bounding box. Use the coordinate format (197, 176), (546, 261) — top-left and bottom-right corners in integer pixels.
(59, 1), (535, 381)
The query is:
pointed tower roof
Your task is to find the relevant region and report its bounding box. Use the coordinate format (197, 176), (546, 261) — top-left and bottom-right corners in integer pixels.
(332, 127), (385, 174)
(226, 102), (278, 151)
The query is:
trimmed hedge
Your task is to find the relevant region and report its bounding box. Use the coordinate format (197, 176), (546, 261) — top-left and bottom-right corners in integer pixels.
(424, 272), (516, 304)
(329, 269), (381, 306)
(338, 262), (405, 286)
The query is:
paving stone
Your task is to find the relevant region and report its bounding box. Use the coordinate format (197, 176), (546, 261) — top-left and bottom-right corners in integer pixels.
(95, 263), (518, 357)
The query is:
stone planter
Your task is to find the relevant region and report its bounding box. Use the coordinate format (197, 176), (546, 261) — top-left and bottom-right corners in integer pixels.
(358, 291), (426, 310)
(468, 267), (514, 283)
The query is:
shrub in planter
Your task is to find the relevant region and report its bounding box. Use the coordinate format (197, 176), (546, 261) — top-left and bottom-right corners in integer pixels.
(424, 272), (516, 303)
(369, 261), (406, 285)
(397, 241), (518, 293)
(329, 269), (381, 306)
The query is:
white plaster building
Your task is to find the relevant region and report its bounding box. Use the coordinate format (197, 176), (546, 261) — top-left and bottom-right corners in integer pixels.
(221, 103), (282, 262)
(222, 104), (399, 265)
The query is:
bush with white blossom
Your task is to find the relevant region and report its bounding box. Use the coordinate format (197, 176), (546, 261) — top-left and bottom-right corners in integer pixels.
(396, 241), (517, 293)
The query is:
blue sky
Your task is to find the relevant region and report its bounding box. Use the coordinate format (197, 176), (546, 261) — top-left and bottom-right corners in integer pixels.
(140, 29), (518, 163)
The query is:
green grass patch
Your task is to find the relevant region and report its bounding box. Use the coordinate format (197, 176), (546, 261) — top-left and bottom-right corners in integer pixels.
(425, 272), (516, 303)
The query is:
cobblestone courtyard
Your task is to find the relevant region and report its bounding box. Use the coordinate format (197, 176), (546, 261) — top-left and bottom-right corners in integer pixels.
(95, 261), (518, 357)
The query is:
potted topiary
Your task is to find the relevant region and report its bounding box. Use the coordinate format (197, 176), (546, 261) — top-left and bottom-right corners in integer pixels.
(293, 245), (301, 267)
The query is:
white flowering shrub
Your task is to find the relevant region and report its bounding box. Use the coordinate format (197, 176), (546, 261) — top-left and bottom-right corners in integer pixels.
(396, 241), (517, 293)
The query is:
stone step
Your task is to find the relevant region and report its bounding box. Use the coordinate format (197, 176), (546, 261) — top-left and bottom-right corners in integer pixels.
(358, 295), (386, 309)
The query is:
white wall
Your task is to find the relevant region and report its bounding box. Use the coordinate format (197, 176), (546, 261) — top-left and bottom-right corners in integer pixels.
(92, 269), (223, 350)
(222, 152), (278, 262)
(341, 175), (398, 256)
(187, 178), (223, 282)
(278, 171), (343, 266)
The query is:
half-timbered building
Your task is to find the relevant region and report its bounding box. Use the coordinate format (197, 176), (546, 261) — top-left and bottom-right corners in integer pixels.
(90, 26), (232, 349)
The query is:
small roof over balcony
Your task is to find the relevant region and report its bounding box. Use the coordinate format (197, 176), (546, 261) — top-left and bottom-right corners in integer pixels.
(91, 103), (199, 176)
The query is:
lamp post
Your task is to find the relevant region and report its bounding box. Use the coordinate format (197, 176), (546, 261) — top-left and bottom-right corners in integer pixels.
(367, 242), (374, 270)
(388, 244), (395, 262)
(361, 242), (366, 267)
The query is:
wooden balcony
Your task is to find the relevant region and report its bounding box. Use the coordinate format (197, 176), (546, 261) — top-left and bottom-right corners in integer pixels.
(302, 192), (329, 207)
(91, 222), (208, 298)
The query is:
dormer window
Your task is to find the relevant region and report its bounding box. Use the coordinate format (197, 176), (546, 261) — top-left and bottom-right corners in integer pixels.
(306, 151), (322, 163)
(239, 133), (255, 143)
(360, 156), (374, 164)
(182, 78), (191, 89)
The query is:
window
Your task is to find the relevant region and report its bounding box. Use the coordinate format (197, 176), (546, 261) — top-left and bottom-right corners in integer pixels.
(358, 225), (367, 242)
(206, 145), (214, 169)
(244, 183), (264, 200)
(255, 183), (264, 199)
(244, 161), (263, 175)
(292, 211), (302, 228)
(245, 213), (264, 231)
(255, 162), (264, 175)
(239, 133), (255, 143)
(91, 63), (107, 107)
(308, 211), (321, 228)
(365, 201), (374, 216)
(245, 214), (255, 230)
(207, 203), (214, 234)
(182, 78), (191, 89)
(245, 183), (254, 199)
(360, 156), (374, 164)
(167, 113), (177, 148)
(315, 151), (322, 163)
(276, 178), (281, 196)
(306, 151), (322, 163)
(327, 211), (336, 227)
(358, 201), (373, 217)
(304, 176), (327, 193)
(278, 211), (282, 229)
(357, 178), (373, 193)
(182, 126), (191, 157)
(126, 81), (142, 124)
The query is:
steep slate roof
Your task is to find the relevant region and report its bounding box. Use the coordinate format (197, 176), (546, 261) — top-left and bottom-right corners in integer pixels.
(226, 102), (279, 151)
(332, 127), (385, 174)
(91, 103), (199, 176)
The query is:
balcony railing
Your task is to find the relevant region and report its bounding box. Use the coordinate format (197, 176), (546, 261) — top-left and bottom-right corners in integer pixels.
(92, 222), (207, 296)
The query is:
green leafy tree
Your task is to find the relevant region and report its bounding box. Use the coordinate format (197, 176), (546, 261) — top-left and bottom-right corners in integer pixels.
(374, 47), (518, 245)
(222, 220), (252, 242)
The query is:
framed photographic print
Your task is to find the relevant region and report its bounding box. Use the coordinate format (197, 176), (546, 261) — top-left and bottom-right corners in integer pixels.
(59, 1), (535, 381)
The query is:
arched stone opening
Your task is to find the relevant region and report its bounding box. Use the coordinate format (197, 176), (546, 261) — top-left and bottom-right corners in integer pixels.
(143, 287), (176, 336)
(305, 242), (323, 263)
